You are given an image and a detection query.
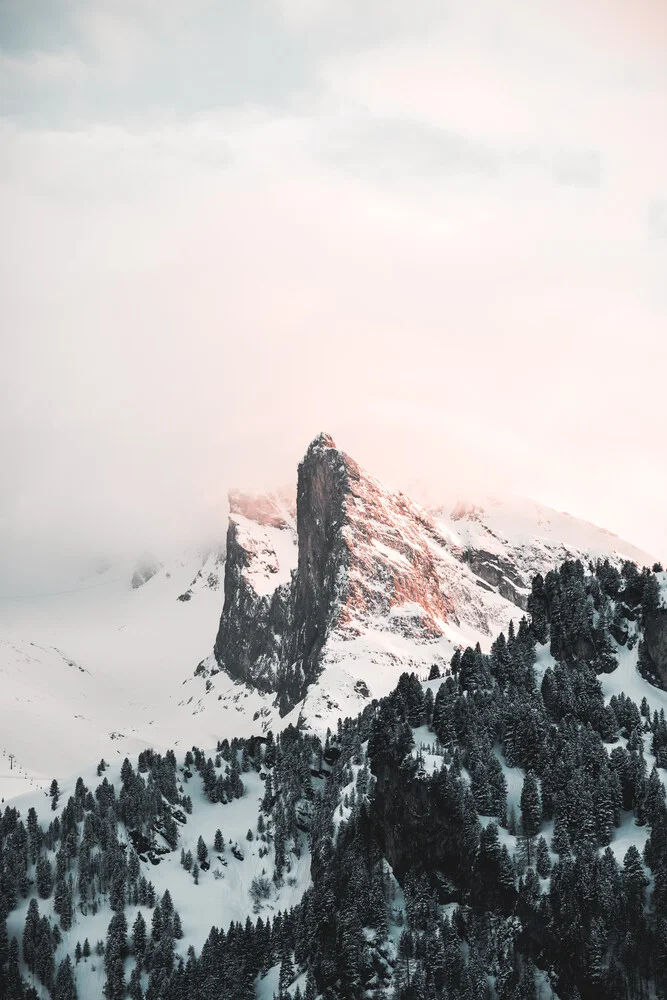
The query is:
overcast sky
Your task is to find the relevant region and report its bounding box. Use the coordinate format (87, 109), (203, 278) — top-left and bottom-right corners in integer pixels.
(1, 0), (666, 592)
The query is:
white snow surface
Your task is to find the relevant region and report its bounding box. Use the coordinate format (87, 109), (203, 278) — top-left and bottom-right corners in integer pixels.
(4, 752), (312, 999)
(231, 513), (297, 597)
(0, 551), (256, 801)
(1, 482), (658, 800)
(436, 494), (655, 584)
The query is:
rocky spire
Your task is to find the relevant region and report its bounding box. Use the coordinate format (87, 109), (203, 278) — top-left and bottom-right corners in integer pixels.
(211, 433), (456, 714)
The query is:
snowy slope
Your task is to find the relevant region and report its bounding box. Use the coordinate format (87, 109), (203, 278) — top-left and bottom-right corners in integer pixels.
(4, 746), (313, 1000)
(435, 495), (655, 605)
(447, 495), (652, 564)
(199, 438), (657, 736)
(202, 436), (527, 733)
(0, 549), (256, 801)
(0, 439), (658, 801)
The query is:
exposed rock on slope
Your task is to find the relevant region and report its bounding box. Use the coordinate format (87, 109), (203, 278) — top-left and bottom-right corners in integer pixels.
(209, 435), (509, 716)
(278, 432), (460, 711)
(204, 437), (656, 724)
(644, 608), (667, 688)
(212, 489), (296, 692)
(435, 496), (654, 611)
(643, 575), (667, 688)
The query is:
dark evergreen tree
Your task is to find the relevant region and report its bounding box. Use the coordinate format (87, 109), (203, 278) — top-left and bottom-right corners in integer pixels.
(35, 856), (53, 900)
(520, 772), (541, 863)
(49, 779), (60, 811)
(535, 836), (551, 877)
(22, 898), (40, 973)
(54, 955), (77, 1000)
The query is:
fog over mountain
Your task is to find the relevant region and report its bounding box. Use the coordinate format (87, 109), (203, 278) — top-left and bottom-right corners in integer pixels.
(3, 6), (667, 1000)
(2, 0), (666, 593)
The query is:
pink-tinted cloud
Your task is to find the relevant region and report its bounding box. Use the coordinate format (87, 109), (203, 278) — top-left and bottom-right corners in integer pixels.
(1, 0), (666, 593)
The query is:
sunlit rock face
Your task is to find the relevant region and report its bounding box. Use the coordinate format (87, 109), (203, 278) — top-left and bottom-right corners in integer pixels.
(645, 607), (667, 689)
(209, 434), (656, 717)
(212, 433), (461, 714)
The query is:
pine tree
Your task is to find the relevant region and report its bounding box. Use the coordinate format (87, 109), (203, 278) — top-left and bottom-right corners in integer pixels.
(527, 574), (549, 644)
(151, 904), (163, 942)
(104, 911), (128, 1000)
(5, 937), (24, 1000)
(622, 845), (648, 921)
(132, 911), (147, 963)
(35, 918), (55, 993)
(36, 855), (54, 899)
(398, 929), (415, 989)
(642, 573), (660, 621)
(55, 954), (78, 1000)
(339, 906), (363, 997)
(535, 836), (551, 877)
(304, 969), (317, 1000)
(128, 966), (144, 1000)
(278, 949), (295, 998)
(520, 772), (541, 864)
(54, 875), (73, 930)
(22, 898), (40, 972)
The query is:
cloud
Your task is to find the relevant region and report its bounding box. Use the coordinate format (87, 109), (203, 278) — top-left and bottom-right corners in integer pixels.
(648, 198), (667, 240)
(1, 0), (667, 593)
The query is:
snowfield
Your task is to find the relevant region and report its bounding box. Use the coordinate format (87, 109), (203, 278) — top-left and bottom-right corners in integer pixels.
(4, 749), (313, 1000)
(0, 552), (237, 801)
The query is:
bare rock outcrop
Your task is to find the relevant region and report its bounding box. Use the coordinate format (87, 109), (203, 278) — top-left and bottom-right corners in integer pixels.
(211, 434), (458, 714)
(644, 606), (667, 689)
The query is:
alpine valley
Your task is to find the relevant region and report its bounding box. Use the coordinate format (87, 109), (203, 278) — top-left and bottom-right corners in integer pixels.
(1, 434), (667, 1000)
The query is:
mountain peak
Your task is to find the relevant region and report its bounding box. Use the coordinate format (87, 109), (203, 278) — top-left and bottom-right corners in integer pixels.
(307, 431), (337, 452)
(210, 436), (501, 716)
(205, 436), (657, 726)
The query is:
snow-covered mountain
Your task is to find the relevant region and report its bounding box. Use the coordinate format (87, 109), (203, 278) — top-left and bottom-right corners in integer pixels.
(435, 494), (653, 608)
(2, 557), (667, 1000)
(0, 548), (229, 803)
(0, 433), (658, 803)
(2, 432), (667, 1000)
(192, 434), (656, 734)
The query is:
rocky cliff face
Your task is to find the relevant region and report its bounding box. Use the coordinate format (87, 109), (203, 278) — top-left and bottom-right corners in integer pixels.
(209, 434), (507, 716)
(277, 433), (462, 711)
(437, 496), (653, 612)
(211, 489), (296, 693)
(644, 604), (667, 689)
(204, 435), (656, 722)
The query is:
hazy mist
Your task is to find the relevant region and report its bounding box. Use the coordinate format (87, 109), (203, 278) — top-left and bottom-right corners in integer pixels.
(1, 0), (666, 595)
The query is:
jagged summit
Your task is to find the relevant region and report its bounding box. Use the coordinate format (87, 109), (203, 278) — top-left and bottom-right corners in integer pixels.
(306, 431), (337, 451)
(201, 437), (658, 727)
(435, 494), (655, 607)
(295, 434), (456, 634)
(208, 436), (509, 717)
